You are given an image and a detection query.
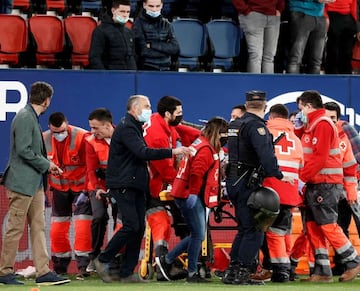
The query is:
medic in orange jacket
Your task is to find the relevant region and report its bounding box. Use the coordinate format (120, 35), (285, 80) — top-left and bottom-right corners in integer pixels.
(262, 107), (303, 280)
(43, 122), (92, 275)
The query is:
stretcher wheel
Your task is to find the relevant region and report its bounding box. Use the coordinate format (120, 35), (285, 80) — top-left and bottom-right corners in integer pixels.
(138, 259), (154, 280)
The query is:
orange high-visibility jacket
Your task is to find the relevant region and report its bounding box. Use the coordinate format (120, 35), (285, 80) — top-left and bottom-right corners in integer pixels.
(43, 125), (88, 192)
(263, 118), (303, 206)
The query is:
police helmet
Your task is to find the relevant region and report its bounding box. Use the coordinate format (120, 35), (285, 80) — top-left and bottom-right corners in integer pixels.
(247, 186), (280, 231)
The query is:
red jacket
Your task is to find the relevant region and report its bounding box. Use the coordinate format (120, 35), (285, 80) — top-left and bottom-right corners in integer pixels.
(175, 124), (201, 147)
(325, 0), (358, 22)
(85, 135), (110, 191)
(233, 0), (285, 15)
(263, 118), (303, 206)
(171, 136), (220, 207)
(300, 109), (343, 184)
(144, 113), (179, 198)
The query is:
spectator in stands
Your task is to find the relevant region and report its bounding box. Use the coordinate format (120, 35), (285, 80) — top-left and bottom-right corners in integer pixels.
(286, 0), (329, 74)
(0, 0), (12, 13)
(324, 0), (360, 74)
(89, 0), (136, 70)
(0, 82), (70, 286)
(132, 0), (180, 71)
(233, 0), (285, 73)
(43, 112), (92, 279)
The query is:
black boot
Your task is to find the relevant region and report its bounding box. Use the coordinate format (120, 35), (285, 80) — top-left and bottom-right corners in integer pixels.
(233, 267), (265, 285)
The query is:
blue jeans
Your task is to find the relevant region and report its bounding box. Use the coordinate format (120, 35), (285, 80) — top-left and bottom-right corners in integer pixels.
(226, 177), (264, 268)
(239, 12), (280, 73)
(287, 11), (326, 74)
(166, 197), (206, 274)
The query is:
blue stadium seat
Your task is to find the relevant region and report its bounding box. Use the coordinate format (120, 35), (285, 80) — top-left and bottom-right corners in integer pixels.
(206, 19), (242, 71)
(81, 0), (101, 16)
(172, 18), (208, 71)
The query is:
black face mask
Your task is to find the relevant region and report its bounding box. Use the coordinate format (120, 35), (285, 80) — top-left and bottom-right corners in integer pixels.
(220, 137), (228, 147)
(169, 115), (183, 126)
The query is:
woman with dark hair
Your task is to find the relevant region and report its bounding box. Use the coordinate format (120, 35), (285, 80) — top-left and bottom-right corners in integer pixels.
(155, 116), (228, 283)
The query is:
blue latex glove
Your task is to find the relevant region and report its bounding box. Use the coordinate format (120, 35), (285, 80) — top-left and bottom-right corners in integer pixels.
(186, 194), (198, 209)
(75, 192), (87, 207)
(294, 111), (304, 128)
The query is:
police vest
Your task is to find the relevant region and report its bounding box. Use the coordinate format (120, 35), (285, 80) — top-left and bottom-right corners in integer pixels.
(171, 137), (220, 208)
(302, 116), (343, 184)
(43, 125), (87, 192)
(85, 134), (110, 191)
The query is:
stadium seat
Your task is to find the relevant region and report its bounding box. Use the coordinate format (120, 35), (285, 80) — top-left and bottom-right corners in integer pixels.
(206, 19), (242, 71)
(0, 15), (28, 67)
(28, 15), (65, 67)
(81, 0), (101, 16)
(46, 0), (66, 15)
(172, 18), (208, 71)
(12, 0), (32, 14)
(64, 15), (97, 68)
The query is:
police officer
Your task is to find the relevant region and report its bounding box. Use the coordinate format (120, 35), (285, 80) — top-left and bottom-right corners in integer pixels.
(223, 90), (292, 285)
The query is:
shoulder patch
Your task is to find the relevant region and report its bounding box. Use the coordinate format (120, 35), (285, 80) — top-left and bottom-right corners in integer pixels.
(257, 127), (266, 135)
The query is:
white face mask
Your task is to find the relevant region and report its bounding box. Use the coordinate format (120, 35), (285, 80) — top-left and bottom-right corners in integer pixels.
(137, 109), (152, 123)
(53, 131), (68, 142)
(115, 15), (129, 24)
(146, 9), (161, 18)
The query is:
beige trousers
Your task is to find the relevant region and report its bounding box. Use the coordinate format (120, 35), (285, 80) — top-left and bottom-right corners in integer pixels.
(0, 188), (50, 277)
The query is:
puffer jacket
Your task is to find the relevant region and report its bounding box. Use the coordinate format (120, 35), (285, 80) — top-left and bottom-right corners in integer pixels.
(89, 14), (136, 70)
(132, 9), (179, 70)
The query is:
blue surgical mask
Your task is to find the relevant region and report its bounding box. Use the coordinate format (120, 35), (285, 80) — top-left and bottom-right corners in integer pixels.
(138, 109), (152, 123)
(53, 131), (68, 142)
(115, 15), (129, 24)
(301, 112), (308, 124)
(146, 9), (161, 18)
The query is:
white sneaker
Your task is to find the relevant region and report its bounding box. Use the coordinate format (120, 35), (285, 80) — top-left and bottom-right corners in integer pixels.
(86, 260), (96, 273)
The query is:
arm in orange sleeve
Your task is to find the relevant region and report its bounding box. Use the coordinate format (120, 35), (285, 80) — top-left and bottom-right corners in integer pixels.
(85, 140), (103, 191)
(343, 142), (358, 202)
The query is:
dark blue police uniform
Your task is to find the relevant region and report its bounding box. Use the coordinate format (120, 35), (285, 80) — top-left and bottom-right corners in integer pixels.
(223, 91), (282, 285)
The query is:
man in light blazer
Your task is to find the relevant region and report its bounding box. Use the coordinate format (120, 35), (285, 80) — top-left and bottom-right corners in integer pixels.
(0, 81), (70, 286)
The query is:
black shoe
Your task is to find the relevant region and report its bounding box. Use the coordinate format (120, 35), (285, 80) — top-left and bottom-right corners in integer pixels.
(186, 273), (211, 283)
(222, 263), (238, 284)
(0, 273), (24, 285)
(214, 270), (225, 278)
(94, 258), (112, 283)
(35, 271), (71, 286)
(271, 271), (290, 283)
(155, 255), (171, 281)
(233, 267), (264, 285)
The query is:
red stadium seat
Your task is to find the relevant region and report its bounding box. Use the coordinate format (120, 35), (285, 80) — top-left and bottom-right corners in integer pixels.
(64, 15), (97, 68)
(12, 0), (31, 13)
(46, 0), (66, 14)
(28, 15), (64, 67)
(0, 15), (28, 66)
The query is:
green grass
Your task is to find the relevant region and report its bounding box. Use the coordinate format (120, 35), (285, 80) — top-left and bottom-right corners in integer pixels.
(1, 274), (360, 291)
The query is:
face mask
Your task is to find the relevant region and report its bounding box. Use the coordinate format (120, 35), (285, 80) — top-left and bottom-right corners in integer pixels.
(146, 9), (161, 18)
(138, 109), (152, 123)
(115, 15), (129, 24)
(220, 137), (228, 147)
(53, 131), (68, 142)
(169, 115), (183, 126)
(301, 112), (308, 124)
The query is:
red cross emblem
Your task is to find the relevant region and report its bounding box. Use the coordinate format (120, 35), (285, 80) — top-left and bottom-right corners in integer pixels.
(275, 132), (295, 155)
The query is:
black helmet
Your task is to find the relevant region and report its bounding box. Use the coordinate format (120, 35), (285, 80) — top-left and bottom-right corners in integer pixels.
(247, 186), (280, 231)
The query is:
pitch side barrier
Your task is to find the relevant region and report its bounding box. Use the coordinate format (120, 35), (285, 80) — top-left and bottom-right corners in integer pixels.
(0, 69), (360, 172)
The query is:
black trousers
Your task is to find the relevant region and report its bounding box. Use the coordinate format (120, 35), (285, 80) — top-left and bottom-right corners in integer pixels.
(98, 188), (146, 278)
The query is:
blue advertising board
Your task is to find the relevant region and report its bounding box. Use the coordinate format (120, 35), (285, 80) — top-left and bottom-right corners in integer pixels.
(0, 69), (360, 171)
